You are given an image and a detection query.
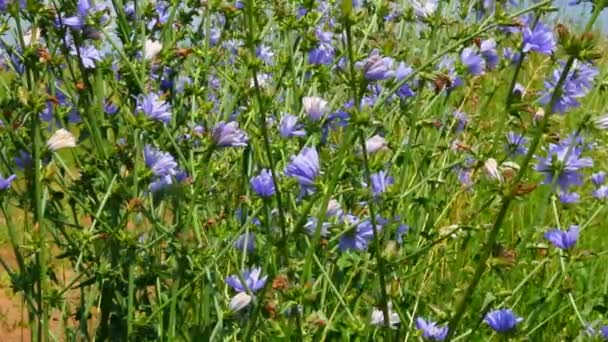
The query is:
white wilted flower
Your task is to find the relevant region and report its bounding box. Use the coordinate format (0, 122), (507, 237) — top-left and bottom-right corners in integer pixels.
(370, 301), (400, 329)
(365, 135), (388, 154)
(229, 292), (252, 312)
(412, 0), (437, 19)
(23, 28), (41, 46)
(302, 96), (328, 121)
(484, 158), (502, 182)
(144, 40), (163, 60)
(595, 114), (608, 130)
(47, 129), (77, 151)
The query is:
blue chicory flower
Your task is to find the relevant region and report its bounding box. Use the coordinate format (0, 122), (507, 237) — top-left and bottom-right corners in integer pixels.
(285, 147), (320, 189)
(356, 49), (395, 81)
(484, 308), (523, 333)
(250, 169), (276, 198)
(213, 121), (248, 147)
(460, 47), (485, 75)
(0, 174), (17, 190)
(535, 141), (593, 189)
(136, 92), (172, 123)
(225, 267), (268, 293)
(544, 225), (579, 249)
(370, 170), (394, 196)
(339, 216), (380, 252)
(279, 114), (306, 138)
(522, 22), (556, 55)
(415, 317), (449, 341)
(234, 233), (255, 253)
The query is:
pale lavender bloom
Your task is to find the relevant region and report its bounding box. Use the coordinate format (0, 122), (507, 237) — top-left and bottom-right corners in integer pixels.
(308, 28), (335, 65)
(506, 132), (528, 156)
(395, 62), (416, 98)
(416, 317), (449, 340)
(480, 39), (499, 69)
(601, 326), (608, 339)
(256, 44), (274, 65)
(593, 186), (608, 199)
(250, 169), (275, 198)
(395, 224), (410, 245)
(144, 145), (178, 177)
(302, 96), (328, 121)
(545, 225), (579, 249)
(71, 45), (102, 69)
(595, 114), (608, 130)
(63, 0), (107, 30)
(540, 61), (598, 113)
(370, 170), (394, 196)
(412, 0), (437, 20)
(285, 147), (320, 188)
(339, 217), (380, 251)
(522, 22), (556, 55)
(279, 114), (306, 138)
(559, 191), (580, 204)
(213, 121), (248, 147)
(591, 171), (606, 186)
(484, 309), (523, 333)
(14, 150), (32, 169)
(503, 47), (522, 64)
(0, 174), (16, 190)
(460, 47), (485, 75)
(234, 233), (255, 253)
(535, 142), (593, 189)
(136, 93), (172, 123)
(452, 111), (468, 132)
(356, 49), (395, 81)
(304, 217), (331, 237)
(225, 267), (267, 293)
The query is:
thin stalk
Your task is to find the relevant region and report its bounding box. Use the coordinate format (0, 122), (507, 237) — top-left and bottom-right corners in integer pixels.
(446, 3), (603, 335)
(244, 0), (289, 266)
(342, 10), (391, 336)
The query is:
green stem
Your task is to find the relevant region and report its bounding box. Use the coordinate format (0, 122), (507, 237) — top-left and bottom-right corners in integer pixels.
(343, 11), (391, 336)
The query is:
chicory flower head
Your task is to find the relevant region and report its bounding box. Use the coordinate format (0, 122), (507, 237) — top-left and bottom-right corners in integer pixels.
(0, 174), (16, 191)
(545, 225), (579, 249)
(484, 308), (523, 333)
(250, 169), (276, 198)
(285, 147), (320, 189)
(416, 317), (449, 341)
(213, 121), (248, 147)
(460, 47), (485, 75)
(356, 49), (395, 81)
(279, 114), (306, 138)
(535, 141), (593, 189)
(522, 22), (556, 55)
(136, 92), (172, 123)
(225, 266), (267, 293)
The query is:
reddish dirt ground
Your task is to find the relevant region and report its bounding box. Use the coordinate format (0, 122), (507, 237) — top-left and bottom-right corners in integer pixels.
(0, 246), (31, 342)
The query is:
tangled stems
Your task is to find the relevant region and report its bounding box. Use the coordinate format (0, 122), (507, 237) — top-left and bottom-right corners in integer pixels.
(16, 9), (49, 340)
(344, 9), (391, 335)
(243, 0), (289, 265)
(445, 7), (603, 341)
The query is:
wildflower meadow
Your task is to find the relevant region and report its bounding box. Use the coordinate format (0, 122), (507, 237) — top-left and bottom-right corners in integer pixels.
(1, 0), (608, 340)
